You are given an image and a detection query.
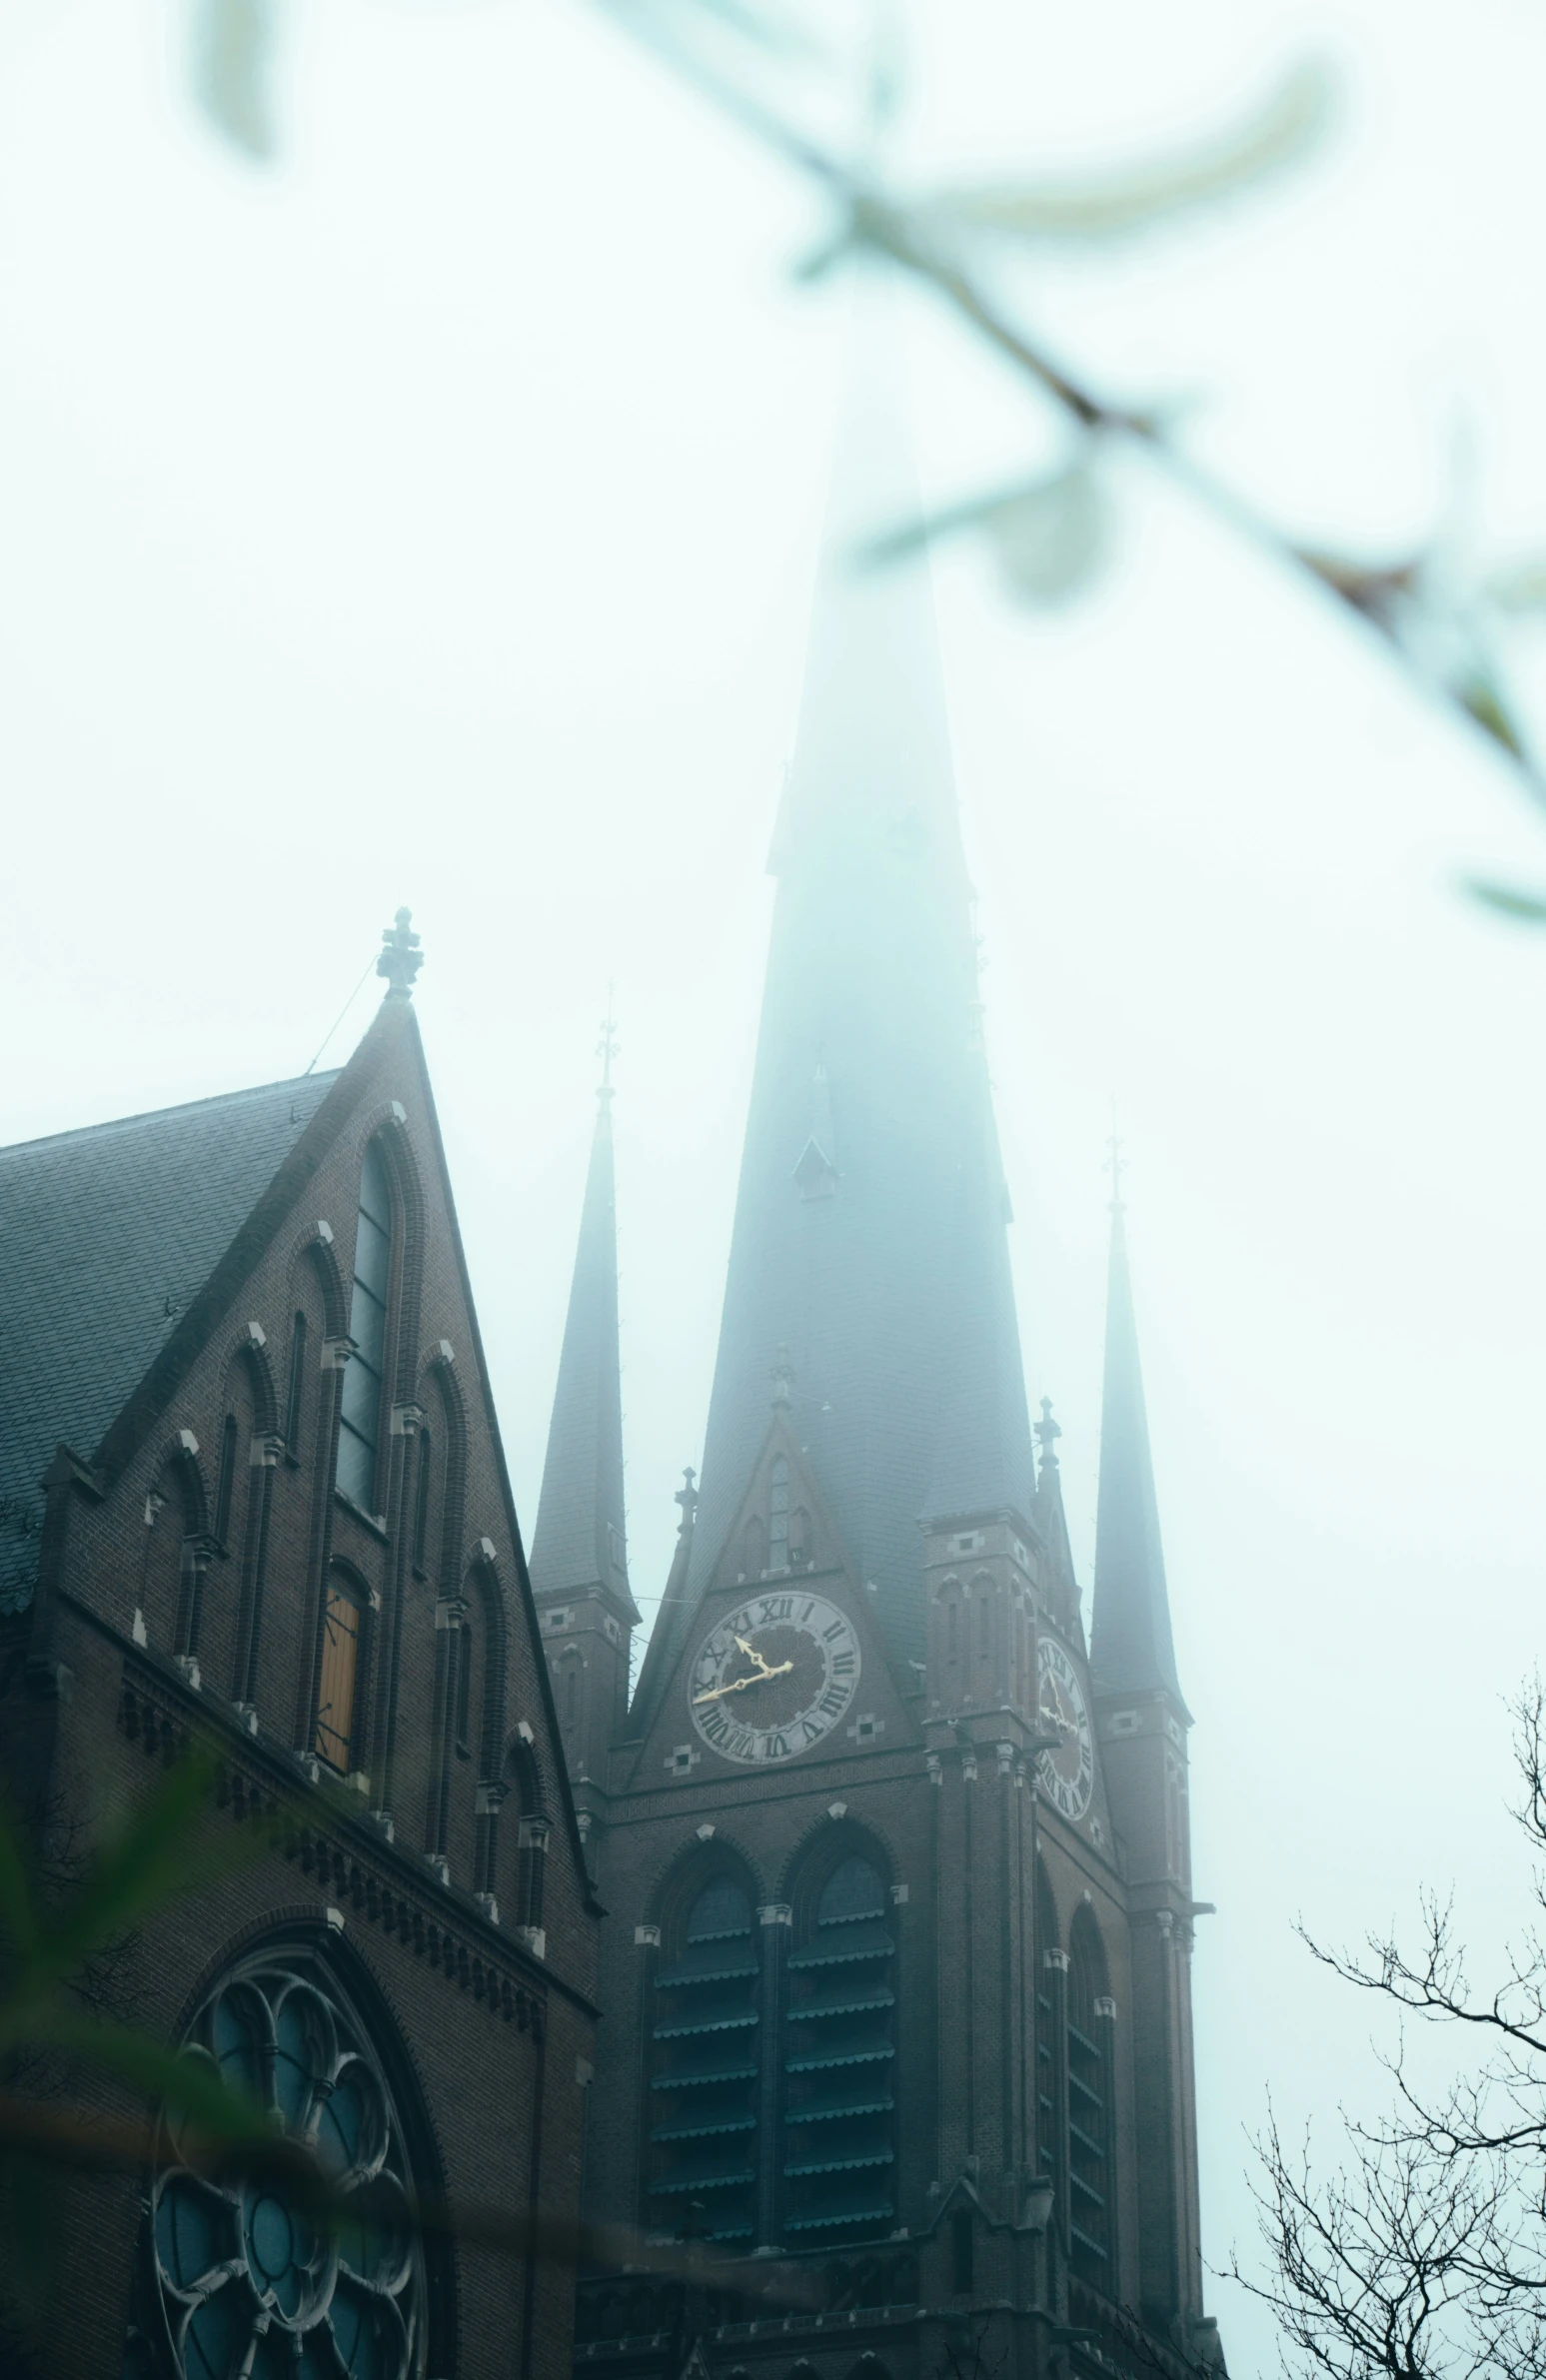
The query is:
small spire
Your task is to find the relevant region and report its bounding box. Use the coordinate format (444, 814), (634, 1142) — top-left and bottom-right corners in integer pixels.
(771, 1346), (794, 1410)
(377, 907), (424, 1003)
(675, 1466), (699, 1536)
(597, 982), (620, 1106)
(1034, 1395), (1062, 1477)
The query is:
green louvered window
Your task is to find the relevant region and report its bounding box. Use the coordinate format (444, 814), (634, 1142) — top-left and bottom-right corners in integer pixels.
(1067, 1910), (1114, 2285)
(782, 1855), (895, 2240)
(649, 1878), (761, 2244)
(1035, 1864), (1062, 2196)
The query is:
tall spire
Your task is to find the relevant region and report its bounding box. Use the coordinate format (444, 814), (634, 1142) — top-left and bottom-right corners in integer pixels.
(1088, 1191), (1184, 1706)
(529, 1007), (635, 1616)
(635, 275), (1036, 1710)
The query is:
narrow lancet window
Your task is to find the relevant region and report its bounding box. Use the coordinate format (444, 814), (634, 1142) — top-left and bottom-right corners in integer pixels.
(782, 1853), (895, 2241)
(338, 1141), (392, 1510)
(648, 1876), (760, 2245)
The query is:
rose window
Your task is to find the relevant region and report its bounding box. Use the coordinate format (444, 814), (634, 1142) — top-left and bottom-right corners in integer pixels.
(132, 1950), (428, 2379)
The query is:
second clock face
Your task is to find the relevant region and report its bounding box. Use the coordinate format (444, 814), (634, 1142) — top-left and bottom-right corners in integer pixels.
(1036, 1633), (1094, 1820)
(690, 1591), (860, 1764)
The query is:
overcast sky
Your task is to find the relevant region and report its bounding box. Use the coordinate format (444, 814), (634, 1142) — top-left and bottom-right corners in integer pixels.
(6, 0), (1546, 2365)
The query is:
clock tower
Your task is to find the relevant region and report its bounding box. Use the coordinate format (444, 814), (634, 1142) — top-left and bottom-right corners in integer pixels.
(534, 292), (1224, 2380)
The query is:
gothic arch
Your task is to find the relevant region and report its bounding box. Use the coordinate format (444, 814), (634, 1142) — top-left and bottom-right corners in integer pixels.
(1067, 1903), (1115, 2286)
(644, 1842), (765, 2247)
(140, 1434), (209, 1656)
(351, 1107), (428, 1406)
(781, 1824), (897, 2245)
(503, 1737), (552, 1937)
(285, 1224), (348, 1341)
(212, 1338), (278, 1708)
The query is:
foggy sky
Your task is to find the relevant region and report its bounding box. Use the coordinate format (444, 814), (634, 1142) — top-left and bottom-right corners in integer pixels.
(5, 2), (1546, 2367)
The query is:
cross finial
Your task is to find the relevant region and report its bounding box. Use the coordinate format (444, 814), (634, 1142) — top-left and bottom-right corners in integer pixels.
(1035, 1395), (1062, 1476)
(675, 1466), (699, 1534)
(597, 981), (620, 1104)
(1104, 1100), (1127, 1213)
(771, 1345), (794, 1410)
(377, 908), (423, 1003)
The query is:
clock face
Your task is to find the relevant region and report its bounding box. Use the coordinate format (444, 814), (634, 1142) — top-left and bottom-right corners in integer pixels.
(689, 1591), (860, 1764)
(1036, 1634), (1094, 1820)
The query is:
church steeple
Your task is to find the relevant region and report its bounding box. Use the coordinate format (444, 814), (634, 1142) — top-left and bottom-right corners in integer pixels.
(634, 279), (1036, 1716)
(529, 1009), (635, 1623)
(1088, 1186), (1185, 1709)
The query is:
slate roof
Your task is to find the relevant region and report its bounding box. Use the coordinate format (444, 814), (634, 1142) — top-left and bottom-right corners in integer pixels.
(529, 1092), (635, 1615)
(0, 1072), (339, 1613)
(1087, 1202), (1185, 1708)
(634, 288), (1037, 1719)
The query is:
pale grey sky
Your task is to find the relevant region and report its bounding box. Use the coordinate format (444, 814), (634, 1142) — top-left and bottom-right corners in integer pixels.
(6, 1), (1546, 2367)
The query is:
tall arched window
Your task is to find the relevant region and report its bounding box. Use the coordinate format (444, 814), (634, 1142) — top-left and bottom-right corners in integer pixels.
(315, 1569), (365, 1775)
(338, 1142), (393, 1511)
(506, 1745), (549, 1940)
(1067, 1909), (1115, 2286)
(1035, 1863), (1063, 2198)
(783, 1852), (895, 2241)
(649, 1874), (760, 2244)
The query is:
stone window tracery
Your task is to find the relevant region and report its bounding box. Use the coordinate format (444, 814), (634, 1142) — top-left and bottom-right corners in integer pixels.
(127, 1947), (430, 2380)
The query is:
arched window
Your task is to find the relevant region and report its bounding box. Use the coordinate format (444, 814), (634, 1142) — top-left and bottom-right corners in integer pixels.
(213, 1413), (239, 1549)
(648, 1872), (760, 2245)
(315, 1569), (365, 1775)
(128, 1944), (432, 2376)
(1067, 1909), (1115, 2285)
(976, 1589), (990, 1658)
(788, 1507), (810, 1572)
(783, 1851), (895, 2242)
(284, 1311), (308, 1459)
(507, 1745), (549, 1940)
(338, 1141), (393, 1511)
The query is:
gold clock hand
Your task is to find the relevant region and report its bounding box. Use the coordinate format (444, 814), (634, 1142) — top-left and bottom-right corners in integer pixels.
(693, 1658), (794, 1706)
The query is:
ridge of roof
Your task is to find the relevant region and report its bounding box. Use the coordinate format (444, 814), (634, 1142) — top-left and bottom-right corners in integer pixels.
(0, 1070), (343, 1164)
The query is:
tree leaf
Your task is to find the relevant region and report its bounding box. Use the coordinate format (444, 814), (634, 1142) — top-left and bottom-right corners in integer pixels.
(983, 463), (1110, 604)
(190, 0), (281, 163)
(34, 2015), (271, 2147)
(855, 458), (1111, 607)
(1455, 673), (1527, 760)
(1465, 879), (1546, 925)
(1485, 560), (1546, 615)
(29, 1750), (262, 1993)
(917, 61), (1333, 247)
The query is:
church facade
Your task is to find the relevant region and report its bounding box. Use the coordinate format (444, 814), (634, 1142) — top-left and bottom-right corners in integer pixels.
(529, 405), (1223, 2380)
(0, 933), (599, 2380)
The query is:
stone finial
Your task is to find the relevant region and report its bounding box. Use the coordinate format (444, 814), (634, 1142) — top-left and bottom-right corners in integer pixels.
(378, 908), (424, 1002)
(675, 1467), (699, 1535)
(771, 1345), (794, 1410)
(1035, 1396), (1062, 1477)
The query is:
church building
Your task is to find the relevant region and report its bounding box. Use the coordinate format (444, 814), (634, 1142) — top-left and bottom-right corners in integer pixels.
(0, 928), (600, 2380)
(530, 364), (1224, 2380)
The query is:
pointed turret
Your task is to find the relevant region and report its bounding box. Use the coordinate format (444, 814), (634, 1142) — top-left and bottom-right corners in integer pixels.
(1088, 1195), (1183, 1705)
(529, 1028), (635, 1624)
(634, 277), (1036, 1718)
